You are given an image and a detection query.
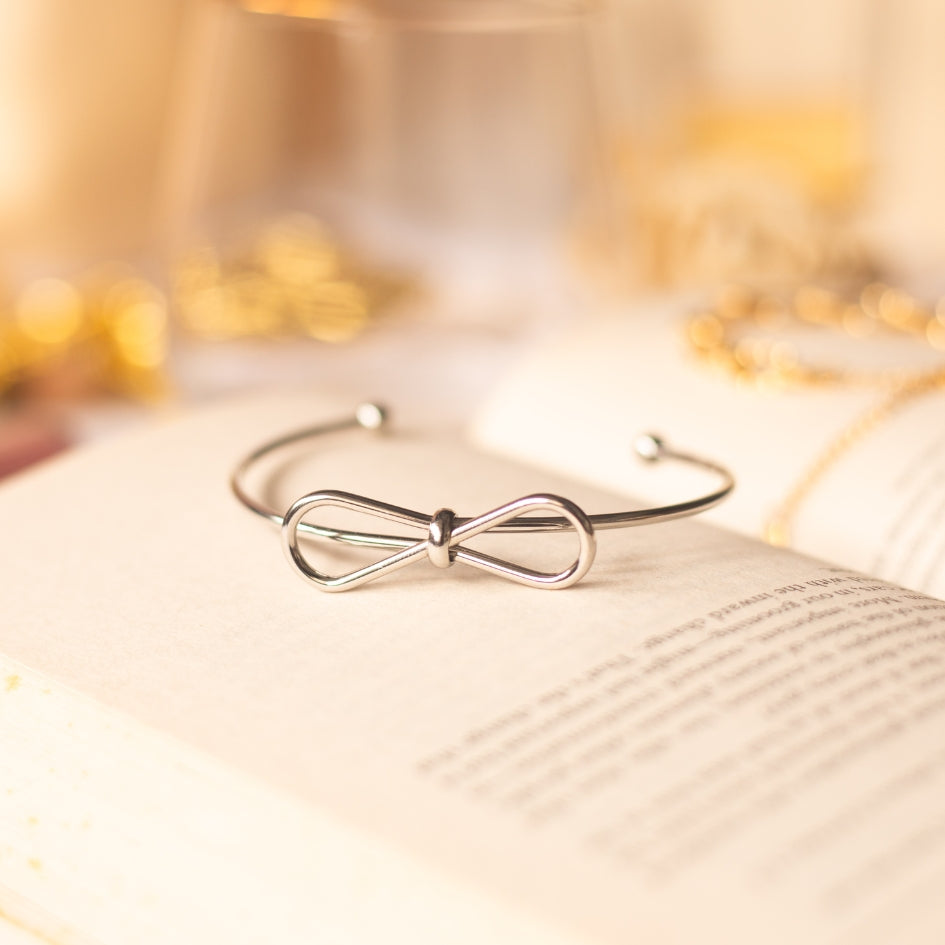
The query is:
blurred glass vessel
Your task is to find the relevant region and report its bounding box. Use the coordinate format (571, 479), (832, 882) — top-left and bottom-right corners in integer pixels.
(164, 0), (608, 326)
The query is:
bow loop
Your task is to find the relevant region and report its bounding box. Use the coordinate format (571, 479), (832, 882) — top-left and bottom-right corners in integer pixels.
(281, 491), (596, 592)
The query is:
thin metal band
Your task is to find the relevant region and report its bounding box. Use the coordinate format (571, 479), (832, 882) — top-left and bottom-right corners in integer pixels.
(231, 402), (734, 591)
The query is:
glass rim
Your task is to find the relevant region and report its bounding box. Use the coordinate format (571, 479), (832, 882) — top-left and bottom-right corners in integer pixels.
(237, 0), (600, 32)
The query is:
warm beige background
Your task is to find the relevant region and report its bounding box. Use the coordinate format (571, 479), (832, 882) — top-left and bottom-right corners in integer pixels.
(0, 0), (943, 275)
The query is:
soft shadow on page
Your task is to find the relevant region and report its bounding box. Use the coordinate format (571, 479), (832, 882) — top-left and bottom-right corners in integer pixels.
(0, 392), (943, 944)
(469, 301), (945, 601)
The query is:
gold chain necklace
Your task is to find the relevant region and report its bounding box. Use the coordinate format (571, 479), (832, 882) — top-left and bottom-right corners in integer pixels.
(686, 283), (945, 546)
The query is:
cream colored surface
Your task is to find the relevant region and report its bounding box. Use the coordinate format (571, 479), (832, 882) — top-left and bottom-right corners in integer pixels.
(1, 392), (944, 943)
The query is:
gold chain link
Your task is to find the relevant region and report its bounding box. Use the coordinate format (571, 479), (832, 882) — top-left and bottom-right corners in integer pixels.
(686, 283), (945, 545)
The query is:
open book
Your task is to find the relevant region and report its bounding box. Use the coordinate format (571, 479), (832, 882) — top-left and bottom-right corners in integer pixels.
(1, 391), (944, 944)
(471, 297), (945, 601)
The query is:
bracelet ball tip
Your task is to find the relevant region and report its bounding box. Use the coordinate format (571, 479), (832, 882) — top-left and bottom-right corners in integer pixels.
(634, 433), (665, 462)
(355, 402), (387, 430)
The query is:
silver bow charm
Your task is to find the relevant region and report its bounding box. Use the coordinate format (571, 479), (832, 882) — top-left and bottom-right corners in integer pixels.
(282, 491), (596, 592)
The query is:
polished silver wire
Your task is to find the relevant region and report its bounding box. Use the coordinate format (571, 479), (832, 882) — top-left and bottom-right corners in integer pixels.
(231, 402), (734, 591)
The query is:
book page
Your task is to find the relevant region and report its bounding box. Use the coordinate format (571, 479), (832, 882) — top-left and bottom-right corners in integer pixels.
(470, 299), (945, 600)
(1, 392), (944, 944)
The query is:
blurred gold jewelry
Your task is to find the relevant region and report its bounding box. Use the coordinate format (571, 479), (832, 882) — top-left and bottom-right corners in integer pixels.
(625, 98), (874, 290)
(174, 216), (414, 344)
(688, 283), (945, 389)
(0, 269), (169, 403)
(687, 283), (945, 546)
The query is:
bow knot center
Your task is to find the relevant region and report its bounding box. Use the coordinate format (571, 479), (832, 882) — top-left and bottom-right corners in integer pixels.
(427, 508), (456, 569)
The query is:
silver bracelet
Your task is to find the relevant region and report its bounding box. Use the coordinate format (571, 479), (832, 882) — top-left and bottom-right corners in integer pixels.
(231, 403), (734, 592)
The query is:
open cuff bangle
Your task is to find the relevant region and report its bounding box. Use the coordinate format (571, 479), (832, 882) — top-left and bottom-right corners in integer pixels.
(231, 403), (735, 592)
